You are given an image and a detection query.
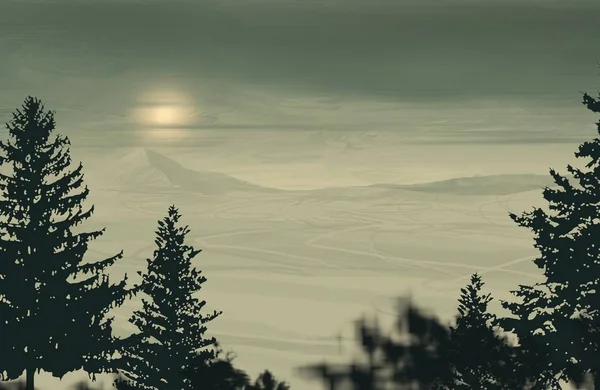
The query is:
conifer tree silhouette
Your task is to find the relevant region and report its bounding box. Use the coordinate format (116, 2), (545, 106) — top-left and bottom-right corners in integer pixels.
(114, 205), (221, 390)
(441, 273), (532, 389)
(498, 89), (600, 389)
(0, 97), (135, 390)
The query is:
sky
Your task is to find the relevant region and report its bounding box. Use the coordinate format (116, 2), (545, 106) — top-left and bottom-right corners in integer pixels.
(0, 0), (599, 148)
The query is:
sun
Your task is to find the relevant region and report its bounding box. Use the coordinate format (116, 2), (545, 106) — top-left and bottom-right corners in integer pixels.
(150, 106), (178, 126)
(131, 104), (196, 127)
(129, 85), (198, 130)
(150, 105), (193, 126)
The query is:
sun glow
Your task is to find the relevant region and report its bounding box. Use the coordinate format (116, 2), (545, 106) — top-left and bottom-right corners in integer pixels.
(129, 84), (199, 140)
(132, 105), (196, 127)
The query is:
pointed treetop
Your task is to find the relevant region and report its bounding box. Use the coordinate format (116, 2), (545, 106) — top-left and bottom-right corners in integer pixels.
(455, 272), (495, 325)
(167, 205), (180, 220)
(6, 97), (58, 146)
(470, 272), (482, 286)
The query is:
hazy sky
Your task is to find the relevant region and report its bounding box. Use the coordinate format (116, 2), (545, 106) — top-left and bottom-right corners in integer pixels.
(1, 0), (600, 147)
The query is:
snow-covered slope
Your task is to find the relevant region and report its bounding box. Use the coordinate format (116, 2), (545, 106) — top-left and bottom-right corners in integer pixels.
(381, 173), (561, 196)
(90, 148), (279, 195)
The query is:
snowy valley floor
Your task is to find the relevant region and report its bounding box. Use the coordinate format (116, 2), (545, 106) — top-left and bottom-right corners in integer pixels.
(30, 185), (552, 388)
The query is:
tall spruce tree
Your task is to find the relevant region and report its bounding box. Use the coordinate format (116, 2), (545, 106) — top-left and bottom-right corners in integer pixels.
(498, 90), (600, 389)
(442, 273), (531, 389)
(114, 205), (221, 390)
(0, 97), (135, 390)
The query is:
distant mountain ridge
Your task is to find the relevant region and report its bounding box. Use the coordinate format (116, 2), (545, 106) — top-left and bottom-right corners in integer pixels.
(376, 173), (567, 196)
(91, 148), (568, 196)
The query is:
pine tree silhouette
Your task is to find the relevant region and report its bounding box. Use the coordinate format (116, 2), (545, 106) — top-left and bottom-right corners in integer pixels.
(441, 273), (533, 389)
(498, 89), (600, 389)
(114, 205), (221, 390)
(0, 97), (136, 390)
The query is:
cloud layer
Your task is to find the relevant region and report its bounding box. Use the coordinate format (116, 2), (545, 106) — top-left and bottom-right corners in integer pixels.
(0, 0), (599, 146)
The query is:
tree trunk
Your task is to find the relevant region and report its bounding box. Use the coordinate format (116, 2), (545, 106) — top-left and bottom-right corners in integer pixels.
(25, 367), (35, 390)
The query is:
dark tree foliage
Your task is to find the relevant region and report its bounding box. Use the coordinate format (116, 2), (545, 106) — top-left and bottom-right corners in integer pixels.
(183, 346), (254, 390)
(114, 205), (221, 390)
(299, 297), (453, 390)
(498, 90), (600, 389)
(246, 370), (291, 390)
(0, 97), (135, 390)
(440, 273), (533, 389)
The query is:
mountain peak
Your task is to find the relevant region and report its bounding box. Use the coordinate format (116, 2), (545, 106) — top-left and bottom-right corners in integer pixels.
(95, 148), (277, 195)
